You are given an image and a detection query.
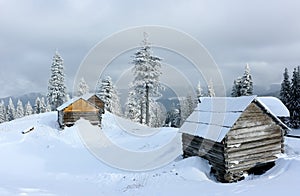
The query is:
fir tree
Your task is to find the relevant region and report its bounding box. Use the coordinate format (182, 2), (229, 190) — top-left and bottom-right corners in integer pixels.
(279, 68), (291, 109)
(34, 97), (41, 114)
(77, 77), (90, 96)
(47, 51), (67, 111)
(15, 99), (24, 119)
(24, 101), (33, 116)
(6, 98), (15, 121)
(40, 97), (47, 113)
(231, 77), (242, 97)
(290, 66), (300, 128)
(240, 64), (253, 96)
(96, 76), (121, 115)
(196, 81), (203, 99)
(231, 64), (253, 97)
(207, 79), (216, 97)
(125, 33), (163, 125)
(0, 100), (6, 123)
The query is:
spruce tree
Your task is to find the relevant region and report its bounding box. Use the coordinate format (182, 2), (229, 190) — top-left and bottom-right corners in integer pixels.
(290, 66), (300, 128)
(231, 77), (242, 97)
(77, 77), (90, 96)
(125, 33), (163, 125)
(279, 68), (291, 109)
(196, 81), (203, 99)
(40, 97), (47, 113)
(34, 97), (41, 114)
(6, 98), (15, 121)
(207, 79), (216, 97)
(96, 76), (121, 115)
(15, 99), (24, 119)
(0, 100), (6, 123)
(47, 51), (67, 111)
(24, 101), (33, 116)
(240, 64), (253, 96)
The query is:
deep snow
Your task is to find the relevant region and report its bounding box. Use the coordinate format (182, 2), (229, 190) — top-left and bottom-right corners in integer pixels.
(0, 112), (299, 196)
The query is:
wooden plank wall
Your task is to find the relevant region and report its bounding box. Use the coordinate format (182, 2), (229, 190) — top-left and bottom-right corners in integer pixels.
(223, 102), (284, 182)
(182, 102), (284, 183)
(62, 111), (101, 127)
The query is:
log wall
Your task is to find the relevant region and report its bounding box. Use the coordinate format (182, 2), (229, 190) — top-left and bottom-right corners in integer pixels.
(182, 101), (285, 183)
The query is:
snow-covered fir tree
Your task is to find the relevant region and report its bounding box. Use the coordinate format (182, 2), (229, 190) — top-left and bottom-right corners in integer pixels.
(207, 79), (216, 97)
(47, 51), (67, 111)
(231, 64), (253, 96)
(40, 97), (47, 113)
(125, 90), (140, 121)
(240, 64), (253, 96)
(34, 97), (41, 114)
(6, 98), (15, 121)
(279, 68), (291, 108)
(96, 76), (121, 115)
(289, 66), (300, 128)
(125, 33), (163, 125)
(77, 77), (90, 96)
(0, 100), (6, 123)
(24, 101), (33, 116)
(15, 99), (24, 119)
(45, 100), (52, 112)
(196, 81), (203, 99)
(231, 77), (242, 97)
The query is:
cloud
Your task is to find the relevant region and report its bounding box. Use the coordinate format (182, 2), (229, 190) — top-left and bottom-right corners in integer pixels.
(0, 0), (300, 97)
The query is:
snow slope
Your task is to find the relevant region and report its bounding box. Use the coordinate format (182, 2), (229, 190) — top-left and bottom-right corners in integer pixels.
(0, 112), (300, 195)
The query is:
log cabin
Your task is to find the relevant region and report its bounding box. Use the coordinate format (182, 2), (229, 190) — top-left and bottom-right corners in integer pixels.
(180, 96), (290, 183)
(57, 94), (104, 128)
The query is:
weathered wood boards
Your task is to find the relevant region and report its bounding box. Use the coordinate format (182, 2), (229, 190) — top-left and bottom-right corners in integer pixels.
(181, 97), (288, 183)
(57, 94), (105, 128)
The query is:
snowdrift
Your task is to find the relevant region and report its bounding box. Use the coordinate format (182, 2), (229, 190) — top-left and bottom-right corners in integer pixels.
(0, 112), (299, 195)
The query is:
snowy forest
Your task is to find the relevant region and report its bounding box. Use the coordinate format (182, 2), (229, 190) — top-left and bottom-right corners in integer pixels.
(0, 36), (299, 129)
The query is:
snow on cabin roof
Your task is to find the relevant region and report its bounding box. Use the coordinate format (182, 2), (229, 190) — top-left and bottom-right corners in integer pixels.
(257, 97), (290, 117)
(179, 95), (288, 142)
(56, 93), (99, 111)
(180, 96), (256, 142)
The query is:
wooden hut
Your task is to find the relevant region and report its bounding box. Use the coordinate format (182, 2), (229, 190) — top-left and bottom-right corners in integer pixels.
(57, 94), (105, 128)
(180, 96), (289, 183)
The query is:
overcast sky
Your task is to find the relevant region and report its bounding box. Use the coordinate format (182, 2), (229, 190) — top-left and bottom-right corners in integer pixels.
(1, 0), (300, 98)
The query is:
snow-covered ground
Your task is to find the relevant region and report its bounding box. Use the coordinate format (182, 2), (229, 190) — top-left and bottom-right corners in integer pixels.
(0, 112), (300, 196)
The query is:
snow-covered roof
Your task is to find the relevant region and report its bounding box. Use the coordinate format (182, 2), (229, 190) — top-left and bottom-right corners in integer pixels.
(257, 97), (289, 117)
(180, 96), (288, 142)
(57, 97), (81, 111)
(56, 93), (99, 111)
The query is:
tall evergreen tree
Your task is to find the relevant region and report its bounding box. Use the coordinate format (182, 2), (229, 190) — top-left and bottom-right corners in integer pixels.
(279, 68), (291, 109)
(240, 64), (253, 96)
(96, 76), (122, 115)
(231, 77), (242, 97)
(47, 51), (67, 111)
(290, 66), (300, 128)
(0, 100), (6, 123)
(24, 101), (33, 116)
(207, 79), (216, 97)
(6, 98), (15, 121)
(77, 77), (90, 96)
(40, 97), (47, 113)
(125, 33), (163, 125)
(231, 64), (253, 97)
(196, 81), (203, 99)
(15, 99), (24, 119)
(34, 97), (41, 114)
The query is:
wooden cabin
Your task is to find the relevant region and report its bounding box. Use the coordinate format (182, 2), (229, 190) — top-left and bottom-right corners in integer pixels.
(180, 96), (289, 183)
(57, 94), (105, 128)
